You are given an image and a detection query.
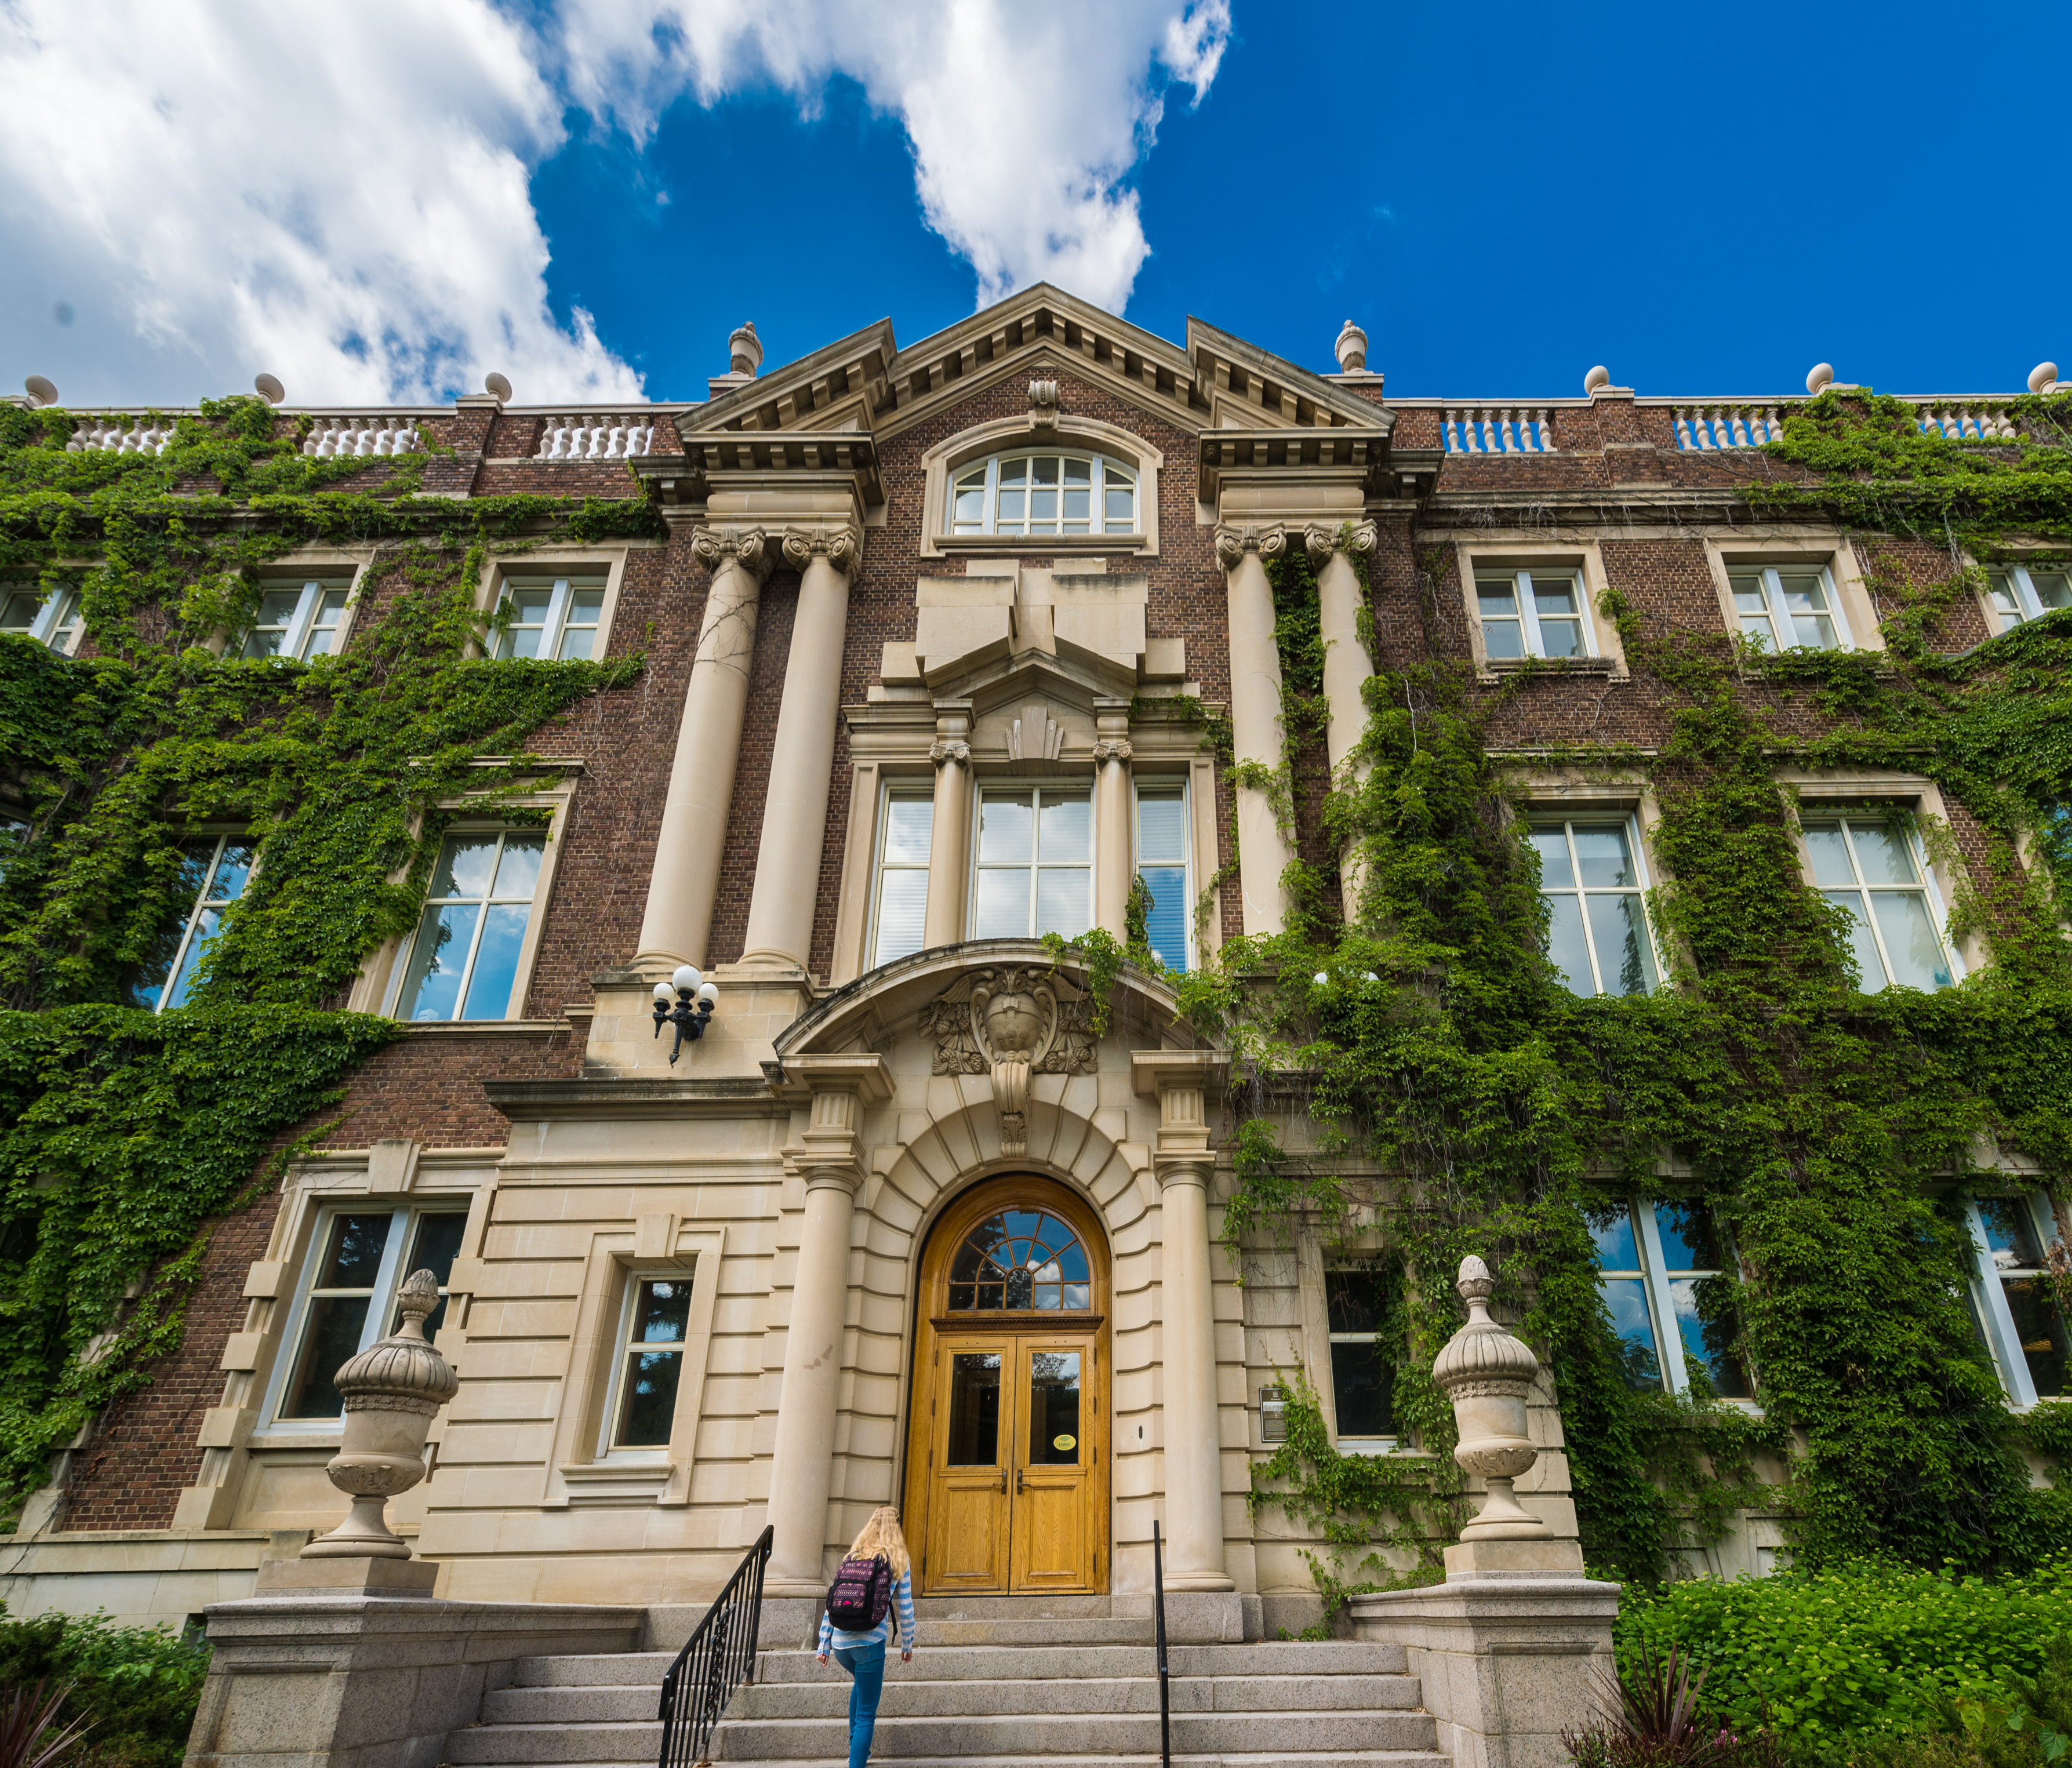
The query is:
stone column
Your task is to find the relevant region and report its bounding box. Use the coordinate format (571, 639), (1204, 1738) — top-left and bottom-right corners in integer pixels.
(763, 1057), (889, 1596)
(1306, 521), (1380, 921)
(1213, 525), (1296, 939)
(1133, 1052), (1234, 1596)
(636, 527), (772, 966)
(922, 706), (973, 950)
(1093, 703), (1134, 941)
(740, 526), (864, 969)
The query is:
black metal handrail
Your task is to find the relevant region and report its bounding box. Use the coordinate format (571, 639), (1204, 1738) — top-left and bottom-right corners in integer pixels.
(1152, 1519), (1172, 1768)
(657, 1524), (774, 1768)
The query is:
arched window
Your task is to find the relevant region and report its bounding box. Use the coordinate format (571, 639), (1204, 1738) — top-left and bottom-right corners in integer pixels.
(949, 452), (1138, 538)
(947, 1209), (1092, 1311)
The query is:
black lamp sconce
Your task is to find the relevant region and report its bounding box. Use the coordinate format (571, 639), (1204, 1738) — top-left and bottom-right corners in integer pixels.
(652, 964), (719, 1063)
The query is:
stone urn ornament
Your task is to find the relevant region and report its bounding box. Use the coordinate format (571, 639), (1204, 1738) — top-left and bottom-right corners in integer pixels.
(1433, 1256), (1551, 1540)
(969, 970), (1059, 1155)
(302, 1268), (459, 1560)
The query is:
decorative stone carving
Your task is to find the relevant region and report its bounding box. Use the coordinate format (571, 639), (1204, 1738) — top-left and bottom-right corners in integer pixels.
(729, 321), (764, 377)
(1006, 703), (1063, 762)
(1432, 1256), (1551, 1542)
(1335, 321), (1369, 373)
(1030, 379), (1059, 430)
(781, 523), (865, 578)
(1302, 519), (1379, 566)
(691, 524), (773, 583)
(919, 966), (1097, 1154)
(1092, 737), (1133, 763)
(928, 738), (972, 767)
(302, 1269), (459, 1561)
(1212, 523), (1289, 573)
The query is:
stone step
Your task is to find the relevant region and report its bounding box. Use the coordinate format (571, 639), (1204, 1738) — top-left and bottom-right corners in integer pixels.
(910, 1594), (1119, 1618)
(755, 1643), (1157, 1683)
(445, 1721), (660, 1765)
(509, 1651), (675, 1687)
(722, 1671), (1423, 1722)
(1169, 1640), (1411, 1677)
(711, 1709), (1439, 1759)
(717, 1758), (1445, 1768)
(913, 1616), (1155, 1646)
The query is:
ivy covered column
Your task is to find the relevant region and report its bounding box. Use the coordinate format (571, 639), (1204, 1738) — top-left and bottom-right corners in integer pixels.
(1213, 523), (1295, 938)
(1135, 1050), (1235, 1594)
(1306, 520), (1379, 918)
(741, 526), (864, 969)
(637, 525), (772, 966)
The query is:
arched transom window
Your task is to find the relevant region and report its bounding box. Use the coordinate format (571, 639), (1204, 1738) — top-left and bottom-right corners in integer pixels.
(948, 1209), (1092, 1311)
(950, 453), (1137, 537)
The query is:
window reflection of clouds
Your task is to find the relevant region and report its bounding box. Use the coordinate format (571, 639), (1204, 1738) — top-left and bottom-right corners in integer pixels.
(947, 1210), (1092, 1311)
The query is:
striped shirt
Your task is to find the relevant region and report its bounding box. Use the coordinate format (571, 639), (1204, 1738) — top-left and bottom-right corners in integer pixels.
(818, 1567), (917, 1655)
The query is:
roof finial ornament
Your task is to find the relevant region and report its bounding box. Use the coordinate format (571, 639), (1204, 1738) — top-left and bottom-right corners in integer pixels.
(729, 322), (764, 378)
(1334, 319), (1369, 374)
(2031, 362), (2062, 395)
(1584, 365), (1611, 394)
(1806, 362), (1835, 395)
(23, 376), (57, 408)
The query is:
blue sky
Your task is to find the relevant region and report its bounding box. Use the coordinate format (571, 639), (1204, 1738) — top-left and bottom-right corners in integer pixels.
(3, 1), (2067, 408)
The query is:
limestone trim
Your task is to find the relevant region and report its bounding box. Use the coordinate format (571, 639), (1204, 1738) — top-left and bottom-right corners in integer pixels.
(1700, 528), (1884, 659)
(1451, 537), (1629, 682)
(918, 412), (1165, 559)
(466, 543), (640, 663)
(534, 1223), (726, 1509)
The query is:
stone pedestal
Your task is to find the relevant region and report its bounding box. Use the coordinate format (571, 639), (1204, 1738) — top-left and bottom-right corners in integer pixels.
(182, 1595), (641, 1767)
(255, 1556), (438, 1596)
(1350, 1576), (1620, 1768)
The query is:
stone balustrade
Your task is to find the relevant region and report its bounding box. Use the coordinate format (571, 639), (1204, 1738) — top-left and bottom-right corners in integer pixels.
(65, 419), (176, 454)
(301, 417), (421, 457)
(1915, 401), (2022, 441)
(532, 416), (656, 460)
(1439, 403), (1560, 454)
(1667, 403), (1791, 449)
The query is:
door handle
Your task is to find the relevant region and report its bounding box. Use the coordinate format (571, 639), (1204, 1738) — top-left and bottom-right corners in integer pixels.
(1016, 1467), (1026, 1494)
(997, 1469), (1008, 1493)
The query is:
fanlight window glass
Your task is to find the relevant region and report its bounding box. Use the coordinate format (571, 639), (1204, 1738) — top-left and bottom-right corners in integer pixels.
(948, 1210), (1092, 1311)
(950, 453), (1137, 537)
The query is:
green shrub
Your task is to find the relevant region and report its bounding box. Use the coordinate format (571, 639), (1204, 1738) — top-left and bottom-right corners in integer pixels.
(0, 1607), (210, 1768)
(1617, 1563), (2072, 1742)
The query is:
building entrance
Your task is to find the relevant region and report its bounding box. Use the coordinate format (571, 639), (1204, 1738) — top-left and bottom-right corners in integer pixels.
(902, 1177), (1109, 1596)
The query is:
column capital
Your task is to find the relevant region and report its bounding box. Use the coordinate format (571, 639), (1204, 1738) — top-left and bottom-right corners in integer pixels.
(1092, 737), (1133, 763)
(780, 522), (865, 579)
(928, 738), (971, 766)
(1132, 1050), (1229, 1188)
(1212, 522), (1289, 573)
(776, 1054), (892, 1194)
(691, 523), (775, 584)
(1303, 519), (1379, 566)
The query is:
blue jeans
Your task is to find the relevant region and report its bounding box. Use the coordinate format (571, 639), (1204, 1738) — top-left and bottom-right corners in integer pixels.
(831, 1640), (886, 1768)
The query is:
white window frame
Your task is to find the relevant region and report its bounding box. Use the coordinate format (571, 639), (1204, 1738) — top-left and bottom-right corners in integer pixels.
(1133, 776), (1193, 973)
(384, 823), (560, 1023)
(969, 782), (1097, 941)
(146, 831), (253, 1012)
(947, 450), (1139, 539)
(257, 1202), (470, 1435)
(1594, 1201), (1750, 1403)
(1529, 814), (1663, 997)
(1324, 1267), (1399, 1453)
(241, 577), (355, 661)
(473, 549), (632, 661)
(490, 573), (610, 661)
(1795, 809), (1962, 992)
(1986, 562), (2072, 634)
(596, 1265), (701, 1460)
(1, 585), (83, 654)
(866, 785), (935, 970)
(1965, 1192), (2065, 1409)
(1472, 566), (1598, 663)
(1728, 563), (1853, 654)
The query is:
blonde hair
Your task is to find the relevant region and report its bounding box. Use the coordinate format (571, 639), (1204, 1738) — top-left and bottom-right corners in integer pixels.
(846, 1505), (911, 1580)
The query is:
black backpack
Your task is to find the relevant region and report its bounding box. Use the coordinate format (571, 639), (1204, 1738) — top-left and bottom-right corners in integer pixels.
(826, 1552), (893, 1631)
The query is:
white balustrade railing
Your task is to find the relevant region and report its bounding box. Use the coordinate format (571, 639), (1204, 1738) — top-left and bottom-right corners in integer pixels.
(533, 417), (656, 460)
(65, 419), (175, 454)
(302, 417), (421, 457)
(1915, 402), (2020, 441)
(1441, 405), (1558, 454)
(1670, 405), (1790, 450)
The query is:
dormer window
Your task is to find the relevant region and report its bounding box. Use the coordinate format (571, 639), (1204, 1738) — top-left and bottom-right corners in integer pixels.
(949, 453), (1137, 537)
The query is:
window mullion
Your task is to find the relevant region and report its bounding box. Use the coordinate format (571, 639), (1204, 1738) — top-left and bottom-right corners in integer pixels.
(985, 460), (999, 536)
(544, 578), (572, 658)
(1517, 572), (1546, 658)
(1027, 788), (1042, 937)
(1634, 1204), (1686, 1394)
(361, 1212), (410, 1357)
(452, 835), (500, 1007)
(1565, 824), (1605, 994)
(1762, 569), (1791, 648)
(1967, 1202), (2040, 1405)
(283, 583), (318, 661)
(2014, 567), (2046, 624)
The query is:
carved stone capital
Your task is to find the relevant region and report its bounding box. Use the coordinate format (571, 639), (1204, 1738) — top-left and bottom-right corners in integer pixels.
(691, 524), (774, 584)
(780, 523), (865, 579)
(1092, 737), (1133, 764)
(1029, 379), (1059, 431)
(1302, 519), (1379, 566)
(1212, 522), (1289, 573)
(929, 738), (972, 767)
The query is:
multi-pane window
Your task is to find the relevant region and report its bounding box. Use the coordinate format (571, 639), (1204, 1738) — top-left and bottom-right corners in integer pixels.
(948, 453), (1138, 537)
(1475, 568), (1592, 661)
(394, 831), (547, 1022)
(1968, 1195), (2068, 1405)
(1530, 818), (1658, 998)
(1729, 565), (1848, 653)
(241, 578), (351, 660)
(275, 1207), (467, 1421)
(1590, 1201), (1750, 1399)
(1135, 782), (1190, 974)
(130, 834), (255, 1012)
(1325, 1268), (1397, 1446)
(1802, 814), (1956, 992)
(1, 585), (82, 654)
(870, 793), (934, 969)
(492, 576), (607, 661)
(947, 1210), (1092, 1311)
(972, 788), (1092, 940)
(1987, 565), (2072, 631)
(605, 1274), (696, 1450)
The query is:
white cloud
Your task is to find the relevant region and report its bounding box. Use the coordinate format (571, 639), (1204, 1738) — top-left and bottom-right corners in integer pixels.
(550, 0), (1233, 312)
(0, 0), (643, 407)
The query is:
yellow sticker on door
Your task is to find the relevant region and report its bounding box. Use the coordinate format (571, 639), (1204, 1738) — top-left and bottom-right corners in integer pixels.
(1053, 1434), (1076, 1451)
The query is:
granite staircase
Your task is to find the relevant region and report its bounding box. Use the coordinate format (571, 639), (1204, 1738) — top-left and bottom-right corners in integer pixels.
(442, 1596), (1448, 1768)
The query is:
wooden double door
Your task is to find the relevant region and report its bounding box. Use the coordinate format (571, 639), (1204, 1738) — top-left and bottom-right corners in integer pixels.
(903, 1178), (1108, 1596)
